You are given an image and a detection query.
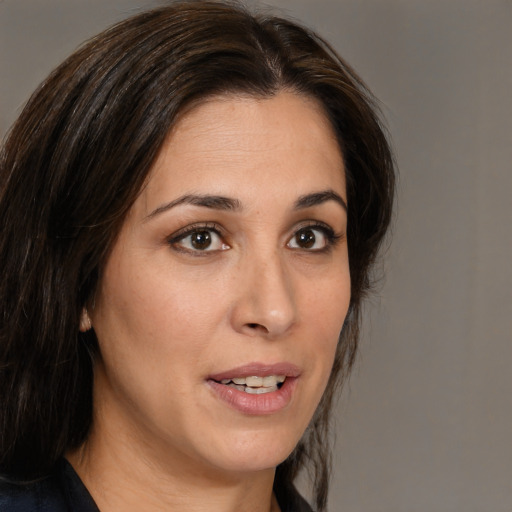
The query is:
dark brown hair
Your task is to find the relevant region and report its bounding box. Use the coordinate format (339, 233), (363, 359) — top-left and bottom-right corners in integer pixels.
(0, 1), (394, 509)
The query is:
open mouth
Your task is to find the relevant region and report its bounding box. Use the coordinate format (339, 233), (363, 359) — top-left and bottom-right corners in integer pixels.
(208, 367), (299, 414)
(215, 375), (286, 394)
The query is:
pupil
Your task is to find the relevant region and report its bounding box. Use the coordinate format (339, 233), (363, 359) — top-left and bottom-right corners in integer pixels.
(191, 230), (211, 249)
(297, 229), (315, 248)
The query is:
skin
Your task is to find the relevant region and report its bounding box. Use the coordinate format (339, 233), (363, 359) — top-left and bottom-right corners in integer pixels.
(69, 91), (351, 512)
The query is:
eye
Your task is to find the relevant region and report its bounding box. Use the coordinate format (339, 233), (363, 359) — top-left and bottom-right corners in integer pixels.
(169, 226), (230, 253)
(287, 224), (340, 251)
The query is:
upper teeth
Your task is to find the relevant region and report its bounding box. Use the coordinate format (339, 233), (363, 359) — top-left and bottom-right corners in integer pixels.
(220, 375), (286, 387)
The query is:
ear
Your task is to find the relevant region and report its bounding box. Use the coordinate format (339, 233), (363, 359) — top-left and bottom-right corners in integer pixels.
(79, 308), (92, 332)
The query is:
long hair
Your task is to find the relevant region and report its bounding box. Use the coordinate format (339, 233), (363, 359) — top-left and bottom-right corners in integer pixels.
(0, 2), (395, 510)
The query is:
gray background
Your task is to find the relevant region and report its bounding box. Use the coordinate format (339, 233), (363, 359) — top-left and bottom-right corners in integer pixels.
(1, 1), (511, 511)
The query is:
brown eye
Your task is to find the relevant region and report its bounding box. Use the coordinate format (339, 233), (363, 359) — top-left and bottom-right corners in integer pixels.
(287, 225), (332, 251)
(295, 229), (316, 248)
(171, 227), (230, 253)
(190, 230), (212, 250)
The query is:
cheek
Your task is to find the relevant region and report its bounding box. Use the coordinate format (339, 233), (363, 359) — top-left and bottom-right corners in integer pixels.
(93, 256), (230, 381)
(90, 263), (214, 420)
(303, 270), (350, 336)
(300, 270), (351, 381)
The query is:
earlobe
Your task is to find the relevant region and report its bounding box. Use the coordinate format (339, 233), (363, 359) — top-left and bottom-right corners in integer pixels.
(79, 308), (92, 332)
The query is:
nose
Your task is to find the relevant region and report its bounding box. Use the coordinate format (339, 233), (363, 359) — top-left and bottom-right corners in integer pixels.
(230, 252), (297, 339)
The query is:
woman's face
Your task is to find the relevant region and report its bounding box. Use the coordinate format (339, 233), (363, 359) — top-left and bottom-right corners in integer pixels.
(88, 91), (350, 477)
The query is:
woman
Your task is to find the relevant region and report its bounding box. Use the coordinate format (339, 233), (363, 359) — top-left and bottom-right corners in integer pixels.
(0, 1), (395, 511)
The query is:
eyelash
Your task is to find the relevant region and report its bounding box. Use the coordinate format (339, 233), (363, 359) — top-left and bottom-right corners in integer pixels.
(289, 221), (344, 253)
(167, 221), (343, 255)
(167, 222), (226, 255)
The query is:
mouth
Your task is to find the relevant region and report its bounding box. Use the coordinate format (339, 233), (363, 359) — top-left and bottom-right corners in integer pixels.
(215, 375), (286, 394)
(207, 363), (300, 415)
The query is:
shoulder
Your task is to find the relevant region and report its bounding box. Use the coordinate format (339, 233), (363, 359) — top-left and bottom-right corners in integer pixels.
(0, 459), (98, 512)
(0, 475), (67, 511)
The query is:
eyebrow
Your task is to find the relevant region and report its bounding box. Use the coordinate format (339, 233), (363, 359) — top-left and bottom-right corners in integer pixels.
(294, 190), (347, 212)
(146, 194), (242, 220)
(146, 188), (347, 220)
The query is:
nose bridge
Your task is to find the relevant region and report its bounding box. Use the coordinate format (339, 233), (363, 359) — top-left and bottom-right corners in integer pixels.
(233, 245), (297, 338)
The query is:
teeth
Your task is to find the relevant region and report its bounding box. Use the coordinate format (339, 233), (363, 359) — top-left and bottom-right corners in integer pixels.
(246, 376), (263, 387)
(244, 385), (278, 394)
(220, 375), (287, 393)
(263, 376), (279, 386)
(221, 375), (286, 387)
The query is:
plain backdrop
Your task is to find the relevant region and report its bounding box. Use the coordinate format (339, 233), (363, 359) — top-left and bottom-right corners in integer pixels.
(1, 1), (511, 511)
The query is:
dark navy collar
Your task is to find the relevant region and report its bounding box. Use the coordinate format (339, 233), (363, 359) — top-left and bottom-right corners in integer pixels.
(59, 459), (100, 512)
(0, 459), (99, 512)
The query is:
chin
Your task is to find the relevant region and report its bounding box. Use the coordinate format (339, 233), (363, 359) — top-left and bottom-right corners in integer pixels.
(202, 426), (301, 475)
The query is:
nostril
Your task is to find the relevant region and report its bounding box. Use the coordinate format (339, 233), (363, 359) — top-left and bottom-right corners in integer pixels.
(245, 322), (269, 333)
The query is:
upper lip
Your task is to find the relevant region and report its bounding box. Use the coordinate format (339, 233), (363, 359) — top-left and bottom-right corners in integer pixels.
(208, 362), (301, 382)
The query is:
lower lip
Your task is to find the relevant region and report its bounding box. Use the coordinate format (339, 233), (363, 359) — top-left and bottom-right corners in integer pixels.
(207, 377), (298, 415)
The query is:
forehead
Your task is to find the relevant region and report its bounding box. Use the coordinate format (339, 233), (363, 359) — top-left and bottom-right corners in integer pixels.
(140, 91), (345, 212)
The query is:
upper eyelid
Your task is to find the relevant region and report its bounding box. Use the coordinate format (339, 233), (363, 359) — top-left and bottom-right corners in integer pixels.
(167, 222), (223, 242)
(291, 220), (336, 234)
(289, 223), (336, 242)
(167, 224), (228, 255)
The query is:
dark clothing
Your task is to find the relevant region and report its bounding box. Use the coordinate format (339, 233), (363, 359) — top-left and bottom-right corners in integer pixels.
(0, 460), (98, 512)
(0, 459), (313, 511)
